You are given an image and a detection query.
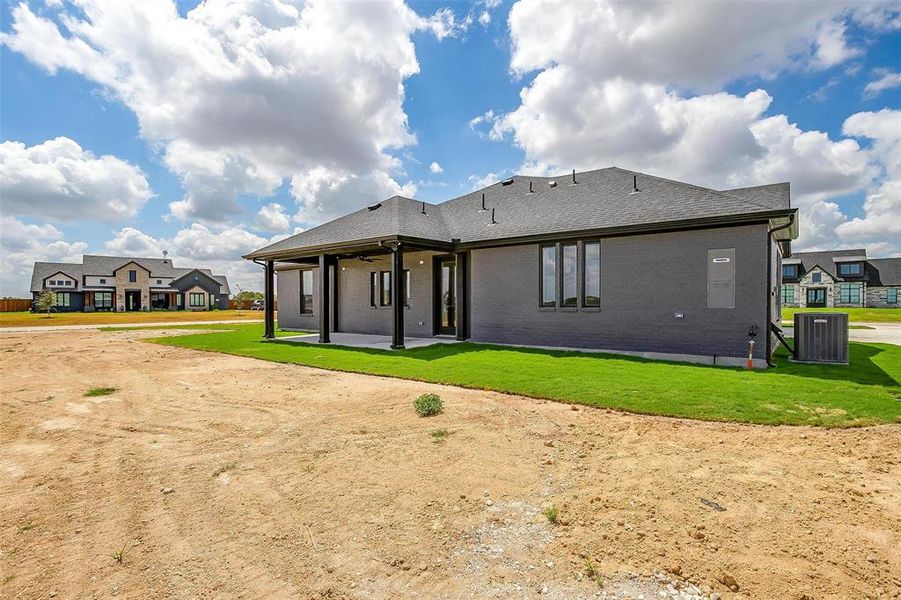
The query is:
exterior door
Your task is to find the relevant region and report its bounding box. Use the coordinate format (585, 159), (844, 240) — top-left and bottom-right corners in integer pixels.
(806, 288), (826, 307)
(436, 259), (456, 335)
(126, 290), (141, 311)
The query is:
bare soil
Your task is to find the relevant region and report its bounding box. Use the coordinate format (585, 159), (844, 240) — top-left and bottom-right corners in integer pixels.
(1, 330), (899, 599)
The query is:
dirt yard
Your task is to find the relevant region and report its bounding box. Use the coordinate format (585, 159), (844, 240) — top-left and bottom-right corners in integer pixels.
(1, 330), (899, 599)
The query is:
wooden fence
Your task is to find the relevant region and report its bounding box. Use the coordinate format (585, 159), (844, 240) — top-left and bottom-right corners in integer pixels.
(0, 298), (33, 312)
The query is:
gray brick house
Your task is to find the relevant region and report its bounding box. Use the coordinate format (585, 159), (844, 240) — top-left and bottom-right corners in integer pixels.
(245, 168), (798, 367)
(781, 249), (901, 308)
(31, 255), (230, 312)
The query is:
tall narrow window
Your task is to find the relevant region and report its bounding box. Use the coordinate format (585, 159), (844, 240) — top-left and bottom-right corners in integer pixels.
(300, 270), (313, 314)
(380, 271), (392, 306)
(561, 243), (577, 307)
(404, 269), (411, 306)
(887, 288), (898, 304)
(129, 270), (137, 282)
(583, 242), (600, 307)
(370, 272), (378, 307)
(540, 245), (556, 308)
(781, 284), (794, 304)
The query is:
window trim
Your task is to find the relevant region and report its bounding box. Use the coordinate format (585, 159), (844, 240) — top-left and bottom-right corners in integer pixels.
(839, 282), (861, 304)
(404, 269), (411, 307)
(380, 271), (392, 307)
(54, 292), (71, 307)
(782, 264), (798, 279)
(560, 243), (578, 308)
(128, 270), (137, 283)
(811, 272), (822, 284)
(838, 262), (862, 277)
(95, 291), (113, 309)
(887, 287), (898, 304)
(369, 272), (378, 307)
(189, 292), (205, 307)
(582, 241), (601, 308)
(539, 244), (557, 308)
(299, 269), (314, 314)
(781, 284), (794, 304)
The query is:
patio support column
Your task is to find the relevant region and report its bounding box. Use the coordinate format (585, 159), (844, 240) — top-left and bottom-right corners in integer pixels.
(319, 254), (330, 344)
(264, 259), (275, 339)
(391, 243), (405, 349)
(454, 251), (467, 341)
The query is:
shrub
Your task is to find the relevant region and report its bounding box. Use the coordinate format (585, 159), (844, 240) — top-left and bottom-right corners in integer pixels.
(543, 506), (559, 525)
(413, 393), (443, 417)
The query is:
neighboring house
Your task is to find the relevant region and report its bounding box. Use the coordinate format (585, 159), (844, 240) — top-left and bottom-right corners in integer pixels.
(781, 249), (901, 308)
(245, 167), (798, 367)
(31, 255), (230, 312)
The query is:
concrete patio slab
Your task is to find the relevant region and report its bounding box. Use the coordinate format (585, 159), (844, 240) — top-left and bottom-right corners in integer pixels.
(277, 332), (460, 351)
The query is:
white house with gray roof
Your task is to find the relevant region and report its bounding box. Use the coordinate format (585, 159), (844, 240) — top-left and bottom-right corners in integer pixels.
(245, 167), (799, 368)
(781, 249), (901, 308)
(31, 255), (230, 312)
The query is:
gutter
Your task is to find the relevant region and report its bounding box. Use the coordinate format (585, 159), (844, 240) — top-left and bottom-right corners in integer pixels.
(765, 212), (797, 366)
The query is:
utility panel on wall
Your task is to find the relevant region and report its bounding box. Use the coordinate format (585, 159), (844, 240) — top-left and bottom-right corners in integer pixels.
(707, 248), (735, 309)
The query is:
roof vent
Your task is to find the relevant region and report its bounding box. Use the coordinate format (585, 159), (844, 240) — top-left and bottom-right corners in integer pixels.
(548, 180), (557, 188)
(570, 169), (578, 185)
(500, 177), (514, 186)
(488, 208), (497, 226)
(629, 174), (640, 194)
(479, 192), (487, 212)
(421, 201), (426, 215)
(528, 181), (534, 194)
(162, 249), (169, 264)
(367, 203), (382, 211)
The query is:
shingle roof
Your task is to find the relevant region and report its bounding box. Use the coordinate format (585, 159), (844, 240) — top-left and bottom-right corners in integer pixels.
(868, 258), (901, 286)
(790, 249), (868, 280)
(247, 167), (794, 258)
(31, 255), (231, 294)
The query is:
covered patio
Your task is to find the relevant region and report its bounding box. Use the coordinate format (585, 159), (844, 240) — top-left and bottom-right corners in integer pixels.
(276, 332), (461, 351)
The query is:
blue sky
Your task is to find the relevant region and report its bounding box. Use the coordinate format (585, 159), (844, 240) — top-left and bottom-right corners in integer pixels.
(1, 0), (899, 295)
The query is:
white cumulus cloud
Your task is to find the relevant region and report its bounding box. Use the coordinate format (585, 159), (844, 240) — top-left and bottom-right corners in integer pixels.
(1, 0), (436, 224)
(0, 216), (88, 295)
(0, 137), (152, 221)
(429, 161), (444, 174)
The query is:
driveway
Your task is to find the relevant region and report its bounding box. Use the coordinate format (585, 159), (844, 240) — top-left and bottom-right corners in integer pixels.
(0, 319), (260, 333)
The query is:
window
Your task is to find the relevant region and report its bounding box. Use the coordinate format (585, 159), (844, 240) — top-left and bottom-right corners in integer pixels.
(380, 271), (392, 306)
(99, 278), (106, 284)
(781, 284), (794, 304)
(404, 269), (411, 306)
(540, 245), (556, 307)
(48, 280), (56, 286)
(811, 272), (821, 283)
(129, 270), (137, 282)
(583, 242), (600, 307)
(189, 292), (205, 307)
(887, 288), (898, 304)
(300, 270), (313, 314)
(782, 264), (798, 279)
(95, 292), (113, 309)
(54, 292), (71, 307)
(63, 280), (71, 286)
(838, 262), (862, 277)
(370, 272), (378, 307)
(561, 243), (577, 307)
(156, 279), (162, 285)
(839, 282), (861, 304)
(151, 292), (168, 309)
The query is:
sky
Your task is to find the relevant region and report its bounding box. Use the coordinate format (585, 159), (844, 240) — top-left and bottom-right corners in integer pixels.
(0, 0), (899, 296)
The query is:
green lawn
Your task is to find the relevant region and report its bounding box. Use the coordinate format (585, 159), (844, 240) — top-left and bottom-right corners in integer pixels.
(148, 324), (901, 428)
(782, 306), (901, 324)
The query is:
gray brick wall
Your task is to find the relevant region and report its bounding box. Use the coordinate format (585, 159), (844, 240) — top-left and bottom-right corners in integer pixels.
(276, 267), (319, 330)
(336, 250), (438, 337)
(469, 223), (770, 359)
(866, 285), (900, 308)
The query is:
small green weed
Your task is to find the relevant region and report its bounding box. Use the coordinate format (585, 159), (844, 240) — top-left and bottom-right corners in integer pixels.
(213, 462), (237, 477)
(19, 522), (35, 533)
(111, 543), (126, 565)
(430, 428), (454, 443)
(84, 387), (118, 397)
(543, 506), (558, 525)
(413, 393), (443, 417)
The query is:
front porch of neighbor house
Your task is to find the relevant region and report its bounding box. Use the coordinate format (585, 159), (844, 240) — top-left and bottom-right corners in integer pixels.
(277, 332), (462, 351)
(258, 238), (469, 350)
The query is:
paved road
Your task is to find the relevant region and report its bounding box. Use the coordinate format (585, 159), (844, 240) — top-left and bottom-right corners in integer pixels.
(0, 319), (261, 334)
(782, 322), (901, 346)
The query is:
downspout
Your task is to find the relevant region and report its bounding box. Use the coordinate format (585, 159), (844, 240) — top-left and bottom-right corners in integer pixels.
(765, 213), (796, 366)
